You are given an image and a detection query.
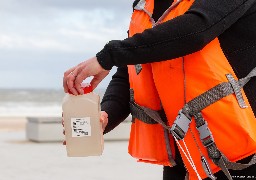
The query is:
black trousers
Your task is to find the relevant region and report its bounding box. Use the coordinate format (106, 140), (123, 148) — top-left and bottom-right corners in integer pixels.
(163, 144), (256, 180)
(163, 161), (256, 180)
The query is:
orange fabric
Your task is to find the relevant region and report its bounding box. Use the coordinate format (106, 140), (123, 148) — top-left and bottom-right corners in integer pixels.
(128, 0), (256, 179)
(128, 63), (174, 167)
(129, 120), (173, 166)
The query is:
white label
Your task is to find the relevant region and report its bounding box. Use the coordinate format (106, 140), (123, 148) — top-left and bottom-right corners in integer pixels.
(71, 117), (91, 137)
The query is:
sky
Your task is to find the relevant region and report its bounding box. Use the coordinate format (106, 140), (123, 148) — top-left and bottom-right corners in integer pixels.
(0, 0), (132, 89)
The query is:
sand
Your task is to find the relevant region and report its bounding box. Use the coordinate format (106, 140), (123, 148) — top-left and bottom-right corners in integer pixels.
(0, 116), (163, 180)
(0, 117), (27, 132)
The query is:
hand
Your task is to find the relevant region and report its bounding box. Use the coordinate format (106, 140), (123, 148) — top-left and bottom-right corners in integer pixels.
(100, 111), (108, 132)
(62, 111), (109, 145)
(63, 56), (110, 95)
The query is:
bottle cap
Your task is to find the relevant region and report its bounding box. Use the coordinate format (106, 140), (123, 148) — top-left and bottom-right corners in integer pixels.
(68, 84), (92, 95)
(83, 85), (93, 94)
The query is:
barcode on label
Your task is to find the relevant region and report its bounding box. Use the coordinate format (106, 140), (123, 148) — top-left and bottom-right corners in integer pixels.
(71, 117), (91, 137)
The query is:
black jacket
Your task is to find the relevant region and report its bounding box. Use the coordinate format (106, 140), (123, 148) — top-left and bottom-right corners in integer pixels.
(99, 0), (256, 134)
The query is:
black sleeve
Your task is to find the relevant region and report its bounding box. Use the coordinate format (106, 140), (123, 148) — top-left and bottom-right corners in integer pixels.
(96, 0), (256, 70)
(101, 66), (130, 134)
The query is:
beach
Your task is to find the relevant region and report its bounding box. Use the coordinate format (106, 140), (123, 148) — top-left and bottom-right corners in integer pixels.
(0, 116), (163, 180)
(0, 89), (162, 179)
(0, 117), (27, 132)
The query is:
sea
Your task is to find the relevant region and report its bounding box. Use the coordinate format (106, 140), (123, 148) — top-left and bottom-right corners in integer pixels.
(0, 88), (106, 117)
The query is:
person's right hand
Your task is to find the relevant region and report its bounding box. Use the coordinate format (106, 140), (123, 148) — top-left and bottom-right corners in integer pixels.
(62, 111), (109, 145)
(63, 57), (109, 95)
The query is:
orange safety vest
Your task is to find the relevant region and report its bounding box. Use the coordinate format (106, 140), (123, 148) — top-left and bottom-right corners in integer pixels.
(127, 0), (256, 179)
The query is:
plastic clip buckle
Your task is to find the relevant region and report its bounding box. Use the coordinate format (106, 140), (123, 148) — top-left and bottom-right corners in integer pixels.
(171, 110), (191, 140)
(197, 122), (214, 147)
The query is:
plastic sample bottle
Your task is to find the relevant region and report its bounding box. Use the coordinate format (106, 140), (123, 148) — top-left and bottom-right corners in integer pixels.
(62, 85), (103, 157)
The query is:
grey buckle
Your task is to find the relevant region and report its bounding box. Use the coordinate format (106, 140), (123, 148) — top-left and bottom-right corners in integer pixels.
(197, 122), (214, 147)
(171, 110), (191, 140)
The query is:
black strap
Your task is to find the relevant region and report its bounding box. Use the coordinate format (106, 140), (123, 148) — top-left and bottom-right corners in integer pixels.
(130, 89), (159, 124)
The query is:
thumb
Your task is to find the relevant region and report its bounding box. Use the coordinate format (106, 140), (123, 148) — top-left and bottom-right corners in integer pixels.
(90, 76), (103, 90)
(90, 71), (109, 90)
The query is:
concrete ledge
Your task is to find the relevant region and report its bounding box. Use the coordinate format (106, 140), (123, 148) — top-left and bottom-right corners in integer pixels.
(26, 116), (132, 142)
(26, 117), (64, 142)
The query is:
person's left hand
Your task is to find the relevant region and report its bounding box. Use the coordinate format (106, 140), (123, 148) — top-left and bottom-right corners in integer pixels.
(63, 56), (109, 95)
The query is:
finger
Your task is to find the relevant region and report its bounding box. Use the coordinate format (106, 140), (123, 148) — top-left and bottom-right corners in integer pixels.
(69, 87), (79, 96)
(65, 70), (78, 95)
(90, 72), (109, 90)
(63, 67), (76, 93)
(74, 73), (86, 95)
(67, 69), (79, 95)
(102, 121), (108, 132)
(90, 77), (102, 91)
(101, 111), (108, 118)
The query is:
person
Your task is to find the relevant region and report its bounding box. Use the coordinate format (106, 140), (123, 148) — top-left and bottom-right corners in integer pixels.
(63, 0), (256, 179)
